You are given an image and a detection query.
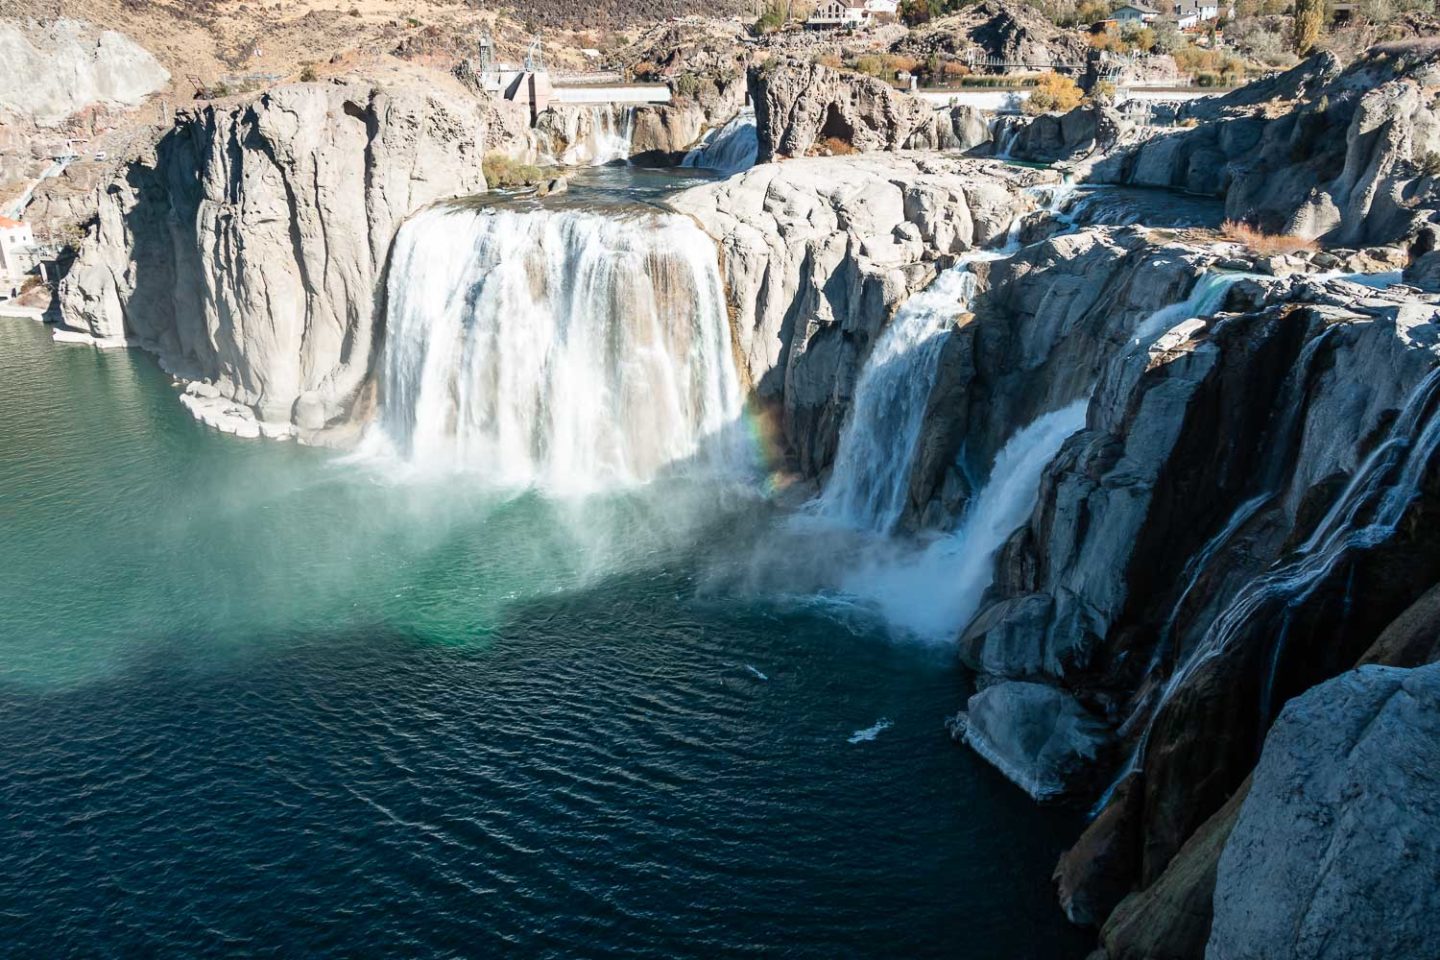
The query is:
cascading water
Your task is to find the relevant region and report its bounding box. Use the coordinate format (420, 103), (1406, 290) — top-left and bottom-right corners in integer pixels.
(817, 184), (1080, 532)
(1093, 360), (1440, 813)
(364, 203), (749, 493)
(540, 106), (635, 166)
(837, 400), (1088, 639)
(682, 110), (759, 176)
(589, 106), (635, 165)
(815, 255), (1001, 532)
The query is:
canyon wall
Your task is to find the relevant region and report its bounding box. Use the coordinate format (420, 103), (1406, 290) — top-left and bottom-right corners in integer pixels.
(1088, 46), (1440, 246)
(59, 81), (488, 439)
(670, 155), (1046, 477)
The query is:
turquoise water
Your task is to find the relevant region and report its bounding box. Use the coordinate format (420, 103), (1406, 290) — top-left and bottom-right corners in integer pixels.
(0, 318), (1089, 957)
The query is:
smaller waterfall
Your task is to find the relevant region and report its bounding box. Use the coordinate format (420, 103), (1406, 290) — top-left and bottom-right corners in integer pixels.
(1093, 362), (1440, 813)
(539, 106), (635, 166)
(816, 254), (1002, 531)
(682, 110), (759, 176)
(837, 401), (1088, 639)
(365, 203), (748, 493)
(589, 106), (635, 165)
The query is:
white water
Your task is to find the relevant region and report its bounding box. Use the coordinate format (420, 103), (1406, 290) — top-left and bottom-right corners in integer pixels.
(848, 718), (893, 743)
(364, 203), (748, 494)
(589, 106), (635, 165)
(816, 255), (1004, 532)
(681, 110), (758, 176)
(541, 107), (635, 166)
(839, 401), (1087, 639)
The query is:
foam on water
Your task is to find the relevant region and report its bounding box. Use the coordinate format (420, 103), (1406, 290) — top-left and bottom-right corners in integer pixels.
(848, 719), (894, 743)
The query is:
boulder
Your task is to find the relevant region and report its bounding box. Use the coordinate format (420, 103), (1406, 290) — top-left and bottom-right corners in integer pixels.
(963, 681), (1110, 800)
(1208, 664), (1440, 960)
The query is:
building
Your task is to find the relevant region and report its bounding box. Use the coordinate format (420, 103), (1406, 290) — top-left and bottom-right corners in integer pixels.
(806, 0), (871, 29)
(864, 0), (900, 16)
(1113, 2), (1160, 24)
(0, 216), (36, 299)
(1174, 0), (1221, 29)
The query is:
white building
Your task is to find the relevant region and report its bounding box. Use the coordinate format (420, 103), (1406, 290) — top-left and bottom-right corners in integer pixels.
(1175, 0), (1221, 28)
(807, 0), (871, 29)
(864, 0), (900, 15)
(0, 215), (36, 299)
(1113, 2), (1160, 24)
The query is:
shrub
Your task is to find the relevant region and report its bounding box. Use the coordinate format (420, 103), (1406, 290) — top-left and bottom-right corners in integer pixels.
(817, 136), (858, 156)
(483, 153), (546, 189)
(1220, 220), (1319, 255)
(299, 64), (318, 82)
(1023, 72), (1084, 115)
(672, 73), (701, 100)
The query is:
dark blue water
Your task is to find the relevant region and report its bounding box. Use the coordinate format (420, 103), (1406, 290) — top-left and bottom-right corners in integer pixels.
(0, 319), (1089, 958)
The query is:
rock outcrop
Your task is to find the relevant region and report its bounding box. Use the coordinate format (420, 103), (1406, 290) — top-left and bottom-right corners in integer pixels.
(670, 155), (1050, 474)
(992, 104), (1122, 164)
(748, 59), (936, 163)
(1208, 663), (1440, 960)
(891, 0), (1089, 70)
(0, 19), (169, 125)
(954, 269), (1440, 937)
(59, 81), (488, 439)
(1088, 46), (1440, 245)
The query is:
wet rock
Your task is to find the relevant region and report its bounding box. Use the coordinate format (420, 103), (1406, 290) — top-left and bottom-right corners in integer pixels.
(963, 681), (1110, 800)
(1100, 778), (1249, 960)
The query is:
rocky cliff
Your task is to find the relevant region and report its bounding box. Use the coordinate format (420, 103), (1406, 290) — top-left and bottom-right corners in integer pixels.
(670, 154), (1049, 476)
(1207, 662), (1440, 960)
(1088, 45), (1440, 246)
(0, 19), (169, 126)
(59, 81), (488, 440)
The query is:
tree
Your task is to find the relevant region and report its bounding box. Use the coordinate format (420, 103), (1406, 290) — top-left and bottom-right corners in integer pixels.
(1293, 0), (1325, 55)
(1023, 71), (1085, 115)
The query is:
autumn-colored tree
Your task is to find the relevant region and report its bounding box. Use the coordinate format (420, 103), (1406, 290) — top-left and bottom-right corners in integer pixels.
(1023, 71), (1084, 115)
(1293, 0), (1325, 54)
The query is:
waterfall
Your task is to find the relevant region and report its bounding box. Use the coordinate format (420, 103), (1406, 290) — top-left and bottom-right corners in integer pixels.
(837, 401), (1088, 639)
(589, 106), (635, 165)
(539, 106), (635, 166)
(815, 256), (999, 532)
(816, 184), (1080, 532)
(364, 203), (748, 494)
(682, 110), (759, 176)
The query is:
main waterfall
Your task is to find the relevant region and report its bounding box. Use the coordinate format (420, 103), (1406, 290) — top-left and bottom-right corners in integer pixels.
(366, 203), (749, 493)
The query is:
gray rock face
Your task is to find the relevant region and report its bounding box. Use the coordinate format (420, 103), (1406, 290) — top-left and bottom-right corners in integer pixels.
(748, 59), (935, 163)
(59, 82), (488, 437)
(1088, 49), (1440, 245)
(670, 154), (1049, 475)
(992, 105), (1120, 164)
(1208, 663), (1440, 960)
(0, 19), (169, 125)
(964, 681), (1111, 799)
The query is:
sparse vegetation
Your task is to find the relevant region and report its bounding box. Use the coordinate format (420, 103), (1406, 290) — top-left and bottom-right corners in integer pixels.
(483, 153), (546, 189)
(1220, 220), (1320, 256)
(817, 136), (859, 156)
